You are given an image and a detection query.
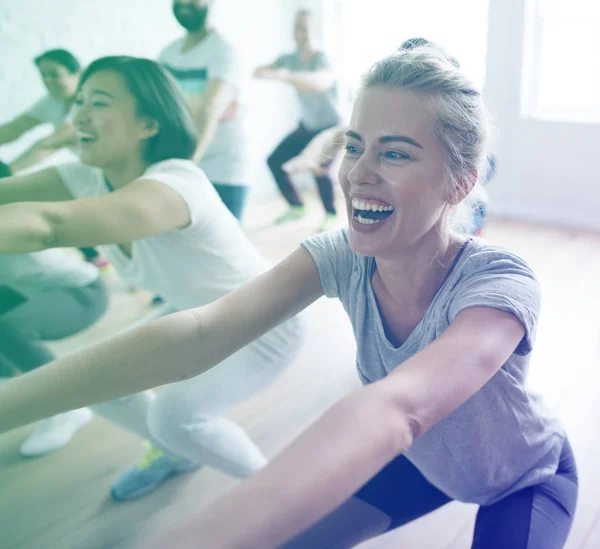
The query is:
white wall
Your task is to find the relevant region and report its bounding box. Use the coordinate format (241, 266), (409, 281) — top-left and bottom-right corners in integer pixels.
(484, 0), (600, 231)
(0, 0), (299, 197)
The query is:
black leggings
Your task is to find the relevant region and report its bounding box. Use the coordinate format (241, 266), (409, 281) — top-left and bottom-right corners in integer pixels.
(281, 438), (578, 549)
(267, 124), (336, 214)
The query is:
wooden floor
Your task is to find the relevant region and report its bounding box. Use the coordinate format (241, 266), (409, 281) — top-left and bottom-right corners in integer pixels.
(2, 195), (600, 549)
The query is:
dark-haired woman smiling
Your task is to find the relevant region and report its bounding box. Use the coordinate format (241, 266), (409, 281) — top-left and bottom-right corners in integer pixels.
(0, 56), (304, 501)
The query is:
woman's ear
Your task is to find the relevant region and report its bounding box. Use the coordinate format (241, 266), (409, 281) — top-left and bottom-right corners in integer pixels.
(447, 170), (478, 205)
(140, 118), (160, 140)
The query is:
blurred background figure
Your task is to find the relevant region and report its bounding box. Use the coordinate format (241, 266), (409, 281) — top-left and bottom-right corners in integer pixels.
(255, 9), (342, 232)
(159, 0), (252, 221)
(0, 49), (80, 178)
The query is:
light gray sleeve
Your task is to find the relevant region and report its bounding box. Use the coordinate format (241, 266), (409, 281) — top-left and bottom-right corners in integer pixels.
(311, 51), (331, 70)
(274, 53), (293, 69)
(26, 95), (65, 127)
(301, 229), (354, 299)
(26, 96), (54, 122)
(448, 252), (541, 355)
(209, 41), (244, 86)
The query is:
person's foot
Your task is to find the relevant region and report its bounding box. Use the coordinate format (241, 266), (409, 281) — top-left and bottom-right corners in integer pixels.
(318, 213), (338, 232)
(275, 206), (306, 225)
(20, 409), (94, 457)
(111, 441), (199, 501)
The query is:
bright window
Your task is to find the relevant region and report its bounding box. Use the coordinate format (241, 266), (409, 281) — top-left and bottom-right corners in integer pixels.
(521, 0), (600, 123)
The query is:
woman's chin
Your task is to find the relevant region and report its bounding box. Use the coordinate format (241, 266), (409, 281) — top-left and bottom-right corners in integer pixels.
(78, 150), (103, 169)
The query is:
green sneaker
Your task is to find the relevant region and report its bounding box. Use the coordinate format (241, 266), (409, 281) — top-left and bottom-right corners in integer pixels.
(275, 206), (306, 225)
(110, 441), (199, 501)
(318, 213), (338, 232)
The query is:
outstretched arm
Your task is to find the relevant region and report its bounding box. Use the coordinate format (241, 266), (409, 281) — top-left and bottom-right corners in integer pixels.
(256, 67), (335, 93)
(0, 167), (74, 206)
(8, 124), (77, 174)
(0, 114), (40, 146)
(150, 306), (525, 549)
(0, 247), (323, 433)
(0, 174), (191, 253)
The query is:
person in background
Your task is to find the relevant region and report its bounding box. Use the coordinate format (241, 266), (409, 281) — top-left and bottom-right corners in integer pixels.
(159, 0), (252, 221)
(0, 48), (108, 268)
(0, 49), (80, 177)
(0, 250), (108, 456)
(255, 9), (342, 232)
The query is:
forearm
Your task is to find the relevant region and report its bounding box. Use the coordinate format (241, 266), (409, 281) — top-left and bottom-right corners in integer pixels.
(192, 108), (221, 163)
(10, 126), (76, 173)
(0, 202), (55, 253)
(153, 385), (413, 549)
(283, 71), (333, 93)
(0, 310), (208, 433)
(9, 145), (55, 174)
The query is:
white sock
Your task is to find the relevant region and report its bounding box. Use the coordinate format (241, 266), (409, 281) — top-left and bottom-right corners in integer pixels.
(20, 408), (94, 457)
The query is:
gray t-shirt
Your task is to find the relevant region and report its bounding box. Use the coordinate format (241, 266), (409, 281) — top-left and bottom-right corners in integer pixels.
(302, 229), (565, 506)
(275, 51), (341, 131)
(26, 95), (68, 128)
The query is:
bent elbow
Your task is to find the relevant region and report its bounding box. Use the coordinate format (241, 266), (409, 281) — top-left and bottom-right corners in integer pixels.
(361, 386), (422, 457)
(37, 208), (66, 249)
(387, 400), (423, 455)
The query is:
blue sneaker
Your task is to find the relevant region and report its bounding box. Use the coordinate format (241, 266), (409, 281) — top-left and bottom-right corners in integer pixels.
(111, 441), (199, 501)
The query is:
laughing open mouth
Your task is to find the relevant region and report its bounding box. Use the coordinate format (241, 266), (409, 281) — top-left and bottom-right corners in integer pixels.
(352, 197), (395, 225)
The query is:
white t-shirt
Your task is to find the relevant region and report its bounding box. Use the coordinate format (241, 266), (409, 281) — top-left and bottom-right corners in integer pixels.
(56, 160), (268, 311)
(26, 95), (68, 128)
(159, 31), (251, 186)
(0, 249), (98, 298)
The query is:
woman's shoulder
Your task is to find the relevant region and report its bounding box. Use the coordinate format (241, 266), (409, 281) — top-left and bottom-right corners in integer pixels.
(143, 159), (208, 180)
(461, 237), (535, 277)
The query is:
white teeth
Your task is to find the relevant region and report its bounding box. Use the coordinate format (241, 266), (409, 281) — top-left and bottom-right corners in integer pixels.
(354, 214), (383, 225)
(351, 197), (394, 212)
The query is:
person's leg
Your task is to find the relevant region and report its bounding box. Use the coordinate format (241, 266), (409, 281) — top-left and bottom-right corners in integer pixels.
(278, 454), (453, 548)
(314, 170), (338, 231)
(211, 183), (250, 221)
(0, 278), (109, 371)
(314, 174), (337, 215)
(89, 300), (178, 445)
(148, 318), (305, 475)
(108, 317), (305, 500)
(0, 279), (110, 455)
(267, 126), (317, 210)
(471, 439), (578, 549)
